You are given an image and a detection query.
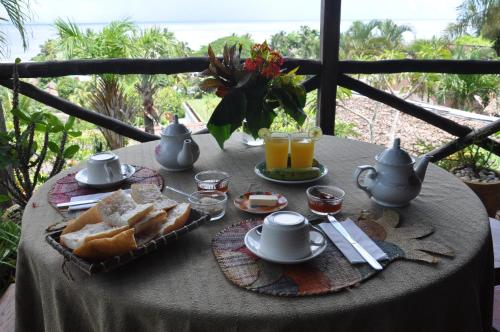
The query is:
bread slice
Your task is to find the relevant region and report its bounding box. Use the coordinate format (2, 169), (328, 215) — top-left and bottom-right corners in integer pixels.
(131, 183), (177, 211)
(120, 203), (155, 226)
(161, 203), (191, 235)
(133, 209), (167, 235)
(97, 190), (137, 222)
(61, 206), (102, 235)
(60, 223), (129, 250)
(131, 183), (163, 203)
(153, 199), (178, 211)
(73, 228), (137, 261)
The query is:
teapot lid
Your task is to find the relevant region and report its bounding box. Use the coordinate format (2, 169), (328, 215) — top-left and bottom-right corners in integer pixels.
(376, 138), (414, 165)
(161, 115), (190, 136)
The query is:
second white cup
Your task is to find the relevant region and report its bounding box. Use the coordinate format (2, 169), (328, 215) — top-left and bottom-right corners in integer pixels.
(258, 211), (324, 261)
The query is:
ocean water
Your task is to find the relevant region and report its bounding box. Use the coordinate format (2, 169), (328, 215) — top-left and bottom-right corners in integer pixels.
(1, 19), (452, 62)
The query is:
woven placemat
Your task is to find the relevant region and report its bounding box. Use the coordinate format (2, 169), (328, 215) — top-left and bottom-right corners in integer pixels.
(48, 166), (164, 214)
(212, 211), (455, 297)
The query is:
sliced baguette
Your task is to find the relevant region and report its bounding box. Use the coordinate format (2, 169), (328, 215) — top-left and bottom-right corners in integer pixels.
(131, 183), (177, 211)
(97, 189), (137, 223)
(73, 228), (137, 261)
(60, 223), (130, 250)
(161, 203), (191, 235)
(131, 183), (163, 203)
(61, 206), (102, 235)
(133, 209), (167, 235)
(153, 199), (178, 211)
(120, 203), (155, 226)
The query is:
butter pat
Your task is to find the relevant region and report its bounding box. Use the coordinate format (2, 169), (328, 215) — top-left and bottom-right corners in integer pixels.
(249, 194), (278, 207)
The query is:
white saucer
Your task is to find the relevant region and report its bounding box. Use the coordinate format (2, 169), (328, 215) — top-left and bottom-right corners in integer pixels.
(75, 164), (136, 189)
(244, 225), (327, 264)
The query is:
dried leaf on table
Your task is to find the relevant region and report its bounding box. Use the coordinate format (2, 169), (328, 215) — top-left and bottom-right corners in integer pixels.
(357, 209), (455, 264)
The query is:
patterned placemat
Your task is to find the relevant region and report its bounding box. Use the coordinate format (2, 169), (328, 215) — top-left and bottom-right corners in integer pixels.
(48, 166), (164, 211)
(212, 210), (455, 297)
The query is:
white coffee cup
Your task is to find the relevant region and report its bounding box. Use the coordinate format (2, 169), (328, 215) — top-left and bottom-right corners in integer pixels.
(86, 152), (123, 184)
(258, 211), (325, 261)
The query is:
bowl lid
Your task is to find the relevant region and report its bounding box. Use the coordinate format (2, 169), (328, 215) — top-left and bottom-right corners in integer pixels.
(161, 115), (190, 136)
(376, 138), (414, 165)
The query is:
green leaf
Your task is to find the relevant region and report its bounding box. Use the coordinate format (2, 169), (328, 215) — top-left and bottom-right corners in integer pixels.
(44, 113), (65, 132)
(0, 195), (10, 203)
(207, 89), (247, 148)
(11, 107), (30, 123)
(48, 141), (60, 154)
(65, 116), (76, 130)
(34, 123), (47, 132)
(270, 87), (307, 126)
(244, 85), (275, 138)
(63, 144), (79, 158)
(68, 130), (82, 137)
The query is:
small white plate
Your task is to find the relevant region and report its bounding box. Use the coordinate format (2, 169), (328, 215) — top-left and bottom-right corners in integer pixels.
(75, 164), (136, 189)
(244, 225), (327, 264)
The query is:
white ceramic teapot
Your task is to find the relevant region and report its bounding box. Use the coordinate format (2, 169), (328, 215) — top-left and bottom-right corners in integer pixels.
(353, 138), (431, 207)
(155, 115), (200, 171)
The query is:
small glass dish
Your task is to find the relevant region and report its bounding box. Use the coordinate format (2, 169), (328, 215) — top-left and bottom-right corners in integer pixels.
(195, 170), (230, 193)
(189, 190), (228, 221)
(306, 185), (345, 215)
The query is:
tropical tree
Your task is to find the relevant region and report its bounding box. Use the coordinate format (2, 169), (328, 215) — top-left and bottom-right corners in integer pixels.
(134, 28), (187, 133)
(54, 19), (137, 149)
(270, 26), (320, 59)
(0, 0), (30, 55)
(196, 34), (254, 57)
(340, 20), (412, 59)
(447, 0), (500, 55)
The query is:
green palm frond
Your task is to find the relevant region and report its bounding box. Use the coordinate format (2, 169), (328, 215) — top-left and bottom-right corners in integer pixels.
(0, 0), (30, 49)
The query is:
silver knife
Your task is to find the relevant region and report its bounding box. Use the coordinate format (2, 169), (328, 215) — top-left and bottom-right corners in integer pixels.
(56, 199), (99, 208)
(327, 214), (383, 270)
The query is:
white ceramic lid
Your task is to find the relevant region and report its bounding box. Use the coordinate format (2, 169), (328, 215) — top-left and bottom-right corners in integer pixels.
(376, 138), (414, 166)
(161, 115), (190, 136)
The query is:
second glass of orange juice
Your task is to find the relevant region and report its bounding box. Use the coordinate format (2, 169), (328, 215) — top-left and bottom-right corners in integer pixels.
(290, 133), (315, 168)
(265, 133), (289, 170)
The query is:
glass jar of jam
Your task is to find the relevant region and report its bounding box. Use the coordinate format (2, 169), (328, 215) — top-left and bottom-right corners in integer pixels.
(306, 185), (345, 215)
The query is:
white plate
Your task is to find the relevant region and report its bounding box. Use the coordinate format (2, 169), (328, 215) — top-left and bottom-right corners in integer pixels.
(75, 164), (136, 189)
(244, 225), (327, 264)
(254, 161), (328, 184)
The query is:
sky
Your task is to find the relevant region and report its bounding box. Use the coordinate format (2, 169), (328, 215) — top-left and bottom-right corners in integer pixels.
(0, 0), (464, 61)
(19, 0), (462, 24)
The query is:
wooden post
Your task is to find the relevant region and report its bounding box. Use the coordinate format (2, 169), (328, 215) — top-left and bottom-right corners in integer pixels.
(317, 0), (342, 135)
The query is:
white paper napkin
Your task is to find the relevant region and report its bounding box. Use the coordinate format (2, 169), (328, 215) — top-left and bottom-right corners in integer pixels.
(319, 218), (388, 264)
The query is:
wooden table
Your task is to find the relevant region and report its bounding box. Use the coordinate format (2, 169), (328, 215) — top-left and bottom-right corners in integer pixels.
(15, 134), (494, 332)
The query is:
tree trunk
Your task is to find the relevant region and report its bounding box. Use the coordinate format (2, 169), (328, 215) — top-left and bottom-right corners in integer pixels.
(0, 102), (12, 208)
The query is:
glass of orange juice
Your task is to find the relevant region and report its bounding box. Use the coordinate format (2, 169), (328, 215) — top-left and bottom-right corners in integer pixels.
(290, 133), (315, 168)
(264, 132), (289, 170)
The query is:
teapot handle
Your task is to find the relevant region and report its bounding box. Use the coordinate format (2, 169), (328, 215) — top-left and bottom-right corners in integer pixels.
(353, 165), (377, 196)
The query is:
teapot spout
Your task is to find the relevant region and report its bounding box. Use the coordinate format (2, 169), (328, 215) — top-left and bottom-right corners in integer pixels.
(414, 154), (432, 182)
(177, 139), (195, 168)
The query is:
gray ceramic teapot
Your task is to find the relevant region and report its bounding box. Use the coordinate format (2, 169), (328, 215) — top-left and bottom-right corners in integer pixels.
(353, 138), (431, 207)
(155, 115), (200, 171)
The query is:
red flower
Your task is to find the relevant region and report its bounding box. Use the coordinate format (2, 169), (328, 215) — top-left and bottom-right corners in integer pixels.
(269, 51), (284, 66)
(244, 57), (263, 72)
(261, 63), (281, 78)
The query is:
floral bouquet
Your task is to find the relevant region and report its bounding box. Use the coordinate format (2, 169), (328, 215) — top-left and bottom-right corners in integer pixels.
(199, 42), (306, 148)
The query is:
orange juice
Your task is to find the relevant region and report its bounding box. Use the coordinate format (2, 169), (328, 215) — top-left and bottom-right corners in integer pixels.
(265, 134), (289, 170)
(291, 136), (314, 168)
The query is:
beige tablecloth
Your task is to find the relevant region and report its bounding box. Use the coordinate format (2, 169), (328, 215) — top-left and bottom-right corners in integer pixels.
(16, 134), (494, 332)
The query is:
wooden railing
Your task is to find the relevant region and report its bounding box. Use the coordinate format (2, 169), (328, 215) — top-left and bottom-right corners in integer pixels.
(0, 0), (498, 162)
